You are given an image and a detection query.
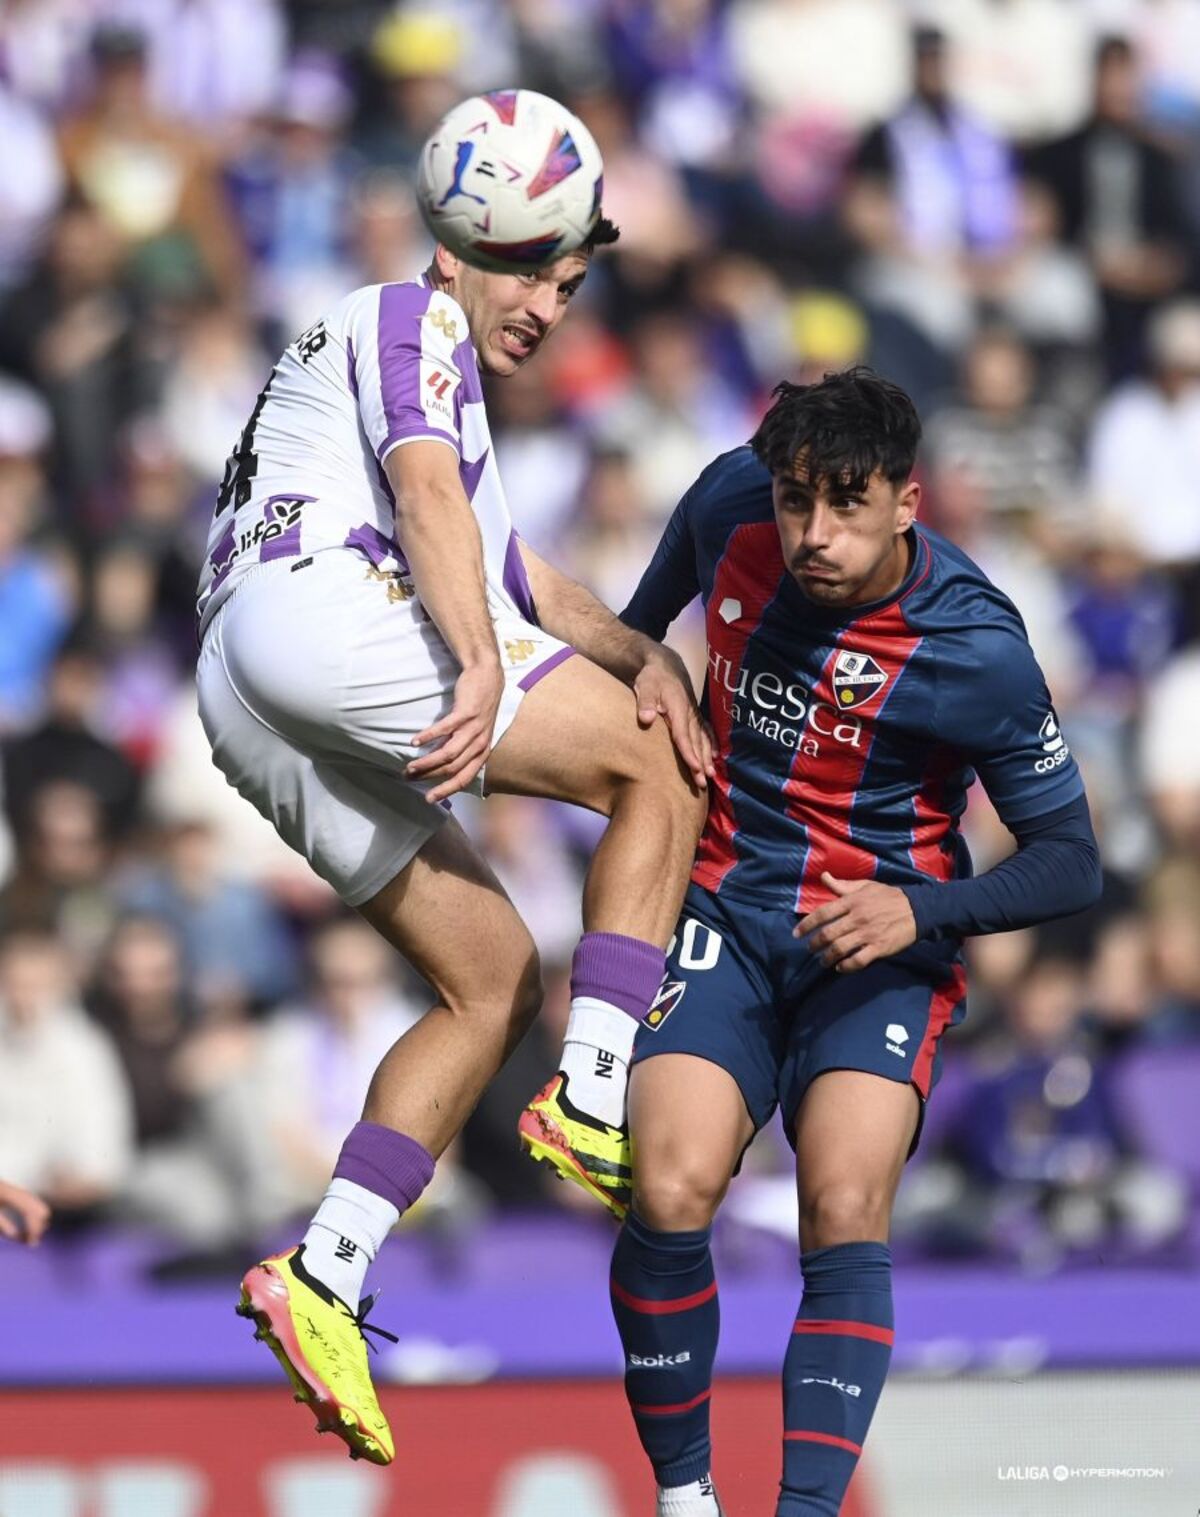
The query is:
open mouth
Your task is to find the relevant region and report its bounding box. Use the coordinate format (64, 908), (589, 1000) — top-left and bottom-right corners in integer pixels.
(498, 324), (539, 360)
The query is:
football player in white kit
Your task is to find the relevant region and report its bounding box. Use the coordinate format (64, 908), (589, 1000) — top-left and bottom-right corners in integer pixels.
(199, 217), (712, 1462)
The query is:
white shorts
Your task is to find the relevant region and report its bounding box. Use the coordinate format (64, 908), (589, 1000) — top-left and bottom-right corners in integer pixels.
(195, 550), (574, 906)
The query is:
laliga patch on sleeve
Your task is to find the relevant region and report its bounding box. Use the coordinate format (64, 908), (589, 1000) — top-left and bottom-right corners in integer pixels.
(419, 359), (460, 425)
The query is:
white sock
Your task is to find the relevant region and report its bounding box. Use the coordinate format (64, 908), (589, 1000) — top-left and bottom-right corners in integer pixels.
(301, 1178), (400, 1309)
(559, 996), (639, 1127)
(657, 1475), (723, 1516)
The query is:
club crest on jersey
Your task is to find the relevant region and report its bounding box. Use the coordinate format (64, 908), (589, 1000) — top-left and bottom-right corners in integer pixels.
(832, 650), (888, 711)
(645, 979), (686, 1031)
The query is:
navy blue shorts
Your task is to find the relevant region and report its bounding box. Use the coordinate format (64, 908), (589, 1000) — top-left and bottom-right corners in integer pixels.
(631, 882), (967, 1148)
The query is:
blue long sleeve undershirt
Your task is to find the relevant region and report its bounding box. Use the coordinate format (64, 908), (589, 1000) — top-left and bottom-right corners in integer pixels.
(899, 793), (1101, 942)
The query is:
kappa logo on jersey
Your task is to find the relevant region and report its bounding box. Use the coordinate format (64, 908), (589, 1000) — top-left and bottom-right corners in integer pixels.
(426, 306), (460, 343)
(1034, 711), (1071, 774)
(832, 649), (889, 710)
(645, 979), (686, 1031)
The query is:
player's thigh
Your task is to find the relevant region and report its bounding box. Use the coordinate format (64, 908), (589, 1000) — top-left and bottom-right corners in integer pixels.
(629, 886), (779, 1226)
(786, 955), (968, 1243)
(356, 815), (541, 1026)
(628, 1054), (755, 1230)
(199, 604), (457, 907)
(781, 951), (968, 1145)
(485, 650), (697, 816)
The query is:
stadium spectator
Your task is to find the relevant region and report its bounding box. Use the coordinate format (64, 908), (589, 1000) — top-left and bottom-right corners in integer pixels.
(1024, 34), (1189, 377)
(0, 1176), (51, 1245)
(0, 779), (117, 971)
(1087, 298), (1200, 573)
(921, 0), (1094, 143)
(0, 196), (147, 512)
(0, 928), (134, 1221)
(91, 913), (251, 1245)
(929, 951), (1185, 1265)
(0, 72), (64, 294)
(0, 378), (72, 731)
(225, 51), (362, 337)
(56, 22), (246, 305)
(1139, 641), (1200, 851)
(844, 25), (1020, 356)
(2, 637), (142, 844)
(116, 819), (298, 1015)
(924, 324), (1078, 525)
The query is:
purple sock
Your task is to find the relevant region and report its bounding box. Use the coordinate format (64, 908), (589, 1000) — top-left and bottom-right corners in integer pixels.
(333, 1120), (435, 1217)
(571, 932), (667, 1022)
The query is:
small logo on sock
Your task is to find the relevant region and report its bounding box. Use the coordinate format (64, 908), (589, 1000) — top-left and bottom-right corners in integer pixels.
(334, 1237), (360, 1264)
(646, 979), (686, 1031)
(700, 1477), (715, 1496)
(594, 1049), (616, 1080)
(628, 1350), (692, 1368)
(800, 1374), (862, 1397)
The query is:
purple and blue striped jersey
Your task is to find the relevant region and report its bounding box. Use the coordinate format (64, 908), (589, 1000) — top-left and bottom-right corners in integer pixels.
(623, 446), (1084, 912)
(197, 275), (537, 636)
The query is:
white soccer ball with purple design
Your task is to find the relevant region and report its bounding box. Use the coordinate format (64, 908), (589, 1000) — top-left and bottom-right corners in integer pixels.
(416, 90), (604, 273)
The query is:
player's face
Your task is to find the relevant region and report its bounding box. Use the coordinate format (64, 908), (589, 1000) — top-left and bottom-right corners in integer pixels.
(435, 248), (590, 376)
(772, 462), (919, 607)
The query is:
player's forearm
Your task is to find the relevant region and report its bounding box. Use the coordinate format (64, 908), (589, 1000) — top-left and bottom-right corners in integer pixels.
(519, 542), (656, 683)
(394, 485), (499, 670)
(900, 796), (1102, 941)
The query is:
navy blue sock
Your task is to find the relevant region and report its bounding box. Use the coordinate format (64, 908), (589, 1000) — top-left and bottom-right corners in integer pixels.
(778, 1242), (894, 1516)
(610, 1212), (719, 1489)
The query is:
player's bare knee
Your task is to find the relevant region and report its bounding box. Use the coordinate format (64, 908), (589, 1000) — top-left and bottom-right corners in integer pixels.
(440, 943), (543, 1046)
(632, 1164), (727, 1233)
(800, 1181), (892, 1249)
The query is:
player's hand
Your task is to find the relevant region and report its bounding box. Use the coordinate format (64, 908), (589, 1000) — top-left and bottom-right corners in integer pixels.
(0, 1180), (51, 1246)
(794, 873), (917, 972)
(633, 646), (715, 790)
(408, 660), (504, 804)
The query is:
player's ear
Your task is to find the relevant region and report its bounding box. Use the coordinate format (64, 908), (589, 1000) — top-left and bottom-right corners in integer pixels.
(896, 478), (920, 532)
(432, 243), (462, 284)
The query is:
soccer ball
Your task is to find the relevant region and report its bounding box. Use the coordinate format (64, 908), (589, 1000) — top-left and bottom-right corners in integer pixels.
(417, 90), (604, 273)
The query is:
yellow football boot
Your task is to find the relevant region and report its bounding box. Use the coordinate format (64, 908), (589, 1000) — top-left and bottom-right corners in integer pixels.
(518, 1072), (632, 1219)
(236, 1245), (397, 1464)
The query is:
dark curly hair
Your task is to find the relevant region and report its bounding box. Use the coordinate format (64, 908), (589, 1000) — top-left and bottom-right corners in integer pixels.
(750, 367), (921, 491)
(582, 215), (621, 255)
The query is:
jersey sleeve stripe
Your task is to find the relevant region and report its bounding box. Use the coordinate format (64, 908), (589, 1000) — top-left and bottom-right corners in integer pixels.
(377, 429), (461, 464)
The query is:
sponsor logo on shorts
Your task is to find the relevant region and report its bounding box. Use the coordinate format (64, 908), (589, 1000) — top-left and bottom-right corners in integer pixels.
(832, 649), (889, 711)
(628, 1350), (692, 1368)
(645, 979), (686, 1030)
(886, 1023), (909, 1058)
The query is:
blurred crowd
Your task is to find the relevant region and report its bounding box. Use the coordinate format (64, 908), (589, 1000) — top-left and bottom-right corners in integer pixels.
(3, 0), (1200, 1279)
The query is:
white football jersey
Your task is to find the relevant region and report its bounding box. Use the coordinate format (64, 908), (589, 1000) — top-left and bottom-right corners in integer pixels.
(197, 275), (536, 637)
